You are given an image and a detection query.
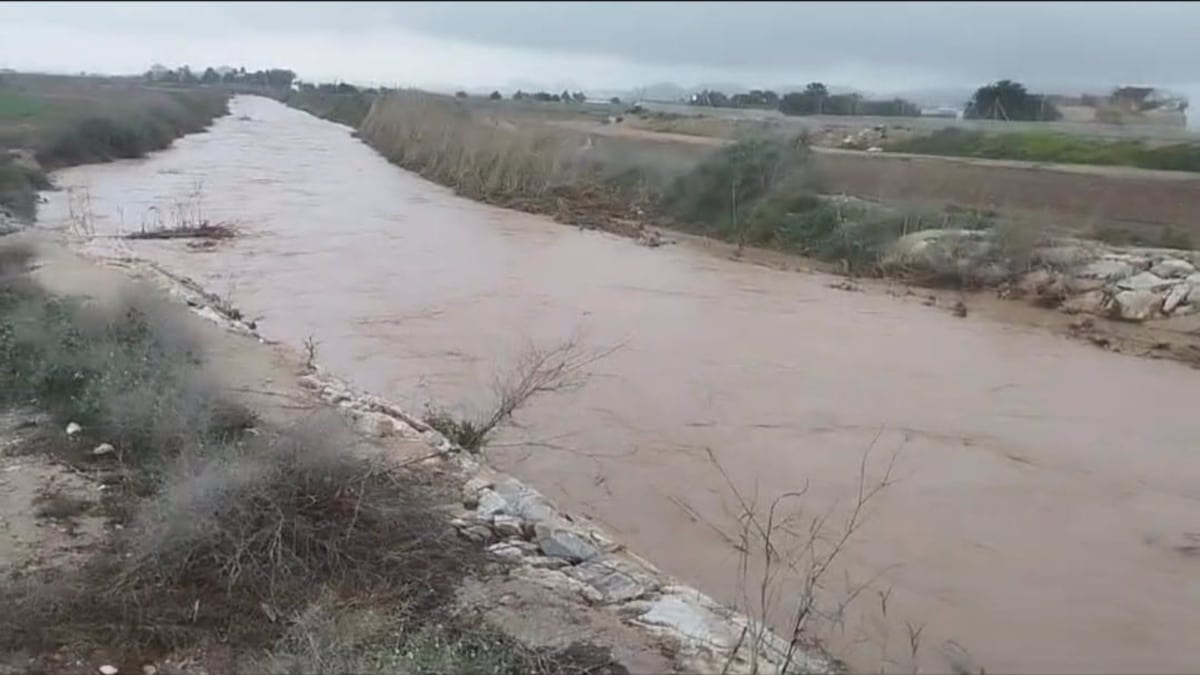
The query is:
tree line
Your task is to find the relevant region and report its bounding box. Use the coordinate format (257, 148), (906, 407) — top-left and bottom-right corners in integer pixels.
(690, 82), (922, 118)
(687, 80), (1066, 121)
(143, 65), (297, 89)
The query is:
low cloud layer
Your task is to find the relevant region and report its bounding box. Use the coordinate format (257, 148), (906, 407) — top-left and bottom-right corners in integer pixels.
(1, 2), (1196, 95)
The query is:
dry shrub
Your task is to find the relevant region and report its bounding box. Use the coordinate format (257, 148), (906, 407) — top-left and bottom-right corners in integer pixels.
(361, 92), (575, 199)
(358, 92), (668, 226)
(0, 414), (486, 667)
(424, 336), (615, 452)
(0, 269), (254, 482)
(124, 411), (478, 609)
(709, 435), (901, 675)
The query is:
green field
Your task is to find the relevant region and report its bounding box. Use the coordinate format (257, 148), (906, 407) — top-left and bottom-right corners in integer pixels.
(887, 128), (1200, 173)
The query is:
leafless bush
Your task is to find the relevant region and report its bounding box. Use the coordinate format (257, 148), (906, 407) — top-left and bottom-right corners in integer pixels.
(122, 411), (479, 609)
(710, 433), (902, 675)
(423, 336), (616, 452)
(303, 334), (320, 372)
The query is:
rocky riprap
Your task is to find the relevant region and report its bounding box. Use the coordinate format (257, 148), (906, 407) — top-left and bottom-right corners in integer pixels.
(113, 257), (839, 675)
(299, 369), (838, 675)
(885, 229), (1200, 323)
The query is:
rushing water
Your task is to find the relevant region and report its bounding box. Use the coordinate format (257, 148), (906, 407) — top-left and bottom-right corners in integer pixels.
(41, 97), (1200, 674)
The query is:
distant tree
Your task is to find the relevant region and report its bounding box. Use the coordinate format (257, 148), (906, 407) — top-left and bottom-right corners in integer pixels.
(572, 91), (586, 103)
(779, 91), (816, 115)
(200, 67), (220, 84)
(803, 82), (828, 113)
(512, 90), (528, 100)
(609, 96), (622, 104)
(264, 68), (297, 88)
(560, 89), (571, 102)
(455, 90), (468, 99)
(965, 80), (1060, 121)
(691, 89), (729, 107)
(489, 90), (503, 100)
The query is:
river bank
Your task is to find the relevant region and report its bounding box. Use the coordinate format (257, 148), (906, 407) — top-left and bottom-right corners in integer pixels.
(309, 91), (1200, 369)
(1, 231), (827, 674)
(0, 73), (229, 222)
(35, 95), (1200, 673)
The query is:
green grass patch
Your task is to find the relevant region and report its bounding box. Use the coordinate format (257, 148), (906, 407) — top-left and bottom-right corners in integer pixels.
(0, 91), (48, 120)
(888, 128), (1200, 173)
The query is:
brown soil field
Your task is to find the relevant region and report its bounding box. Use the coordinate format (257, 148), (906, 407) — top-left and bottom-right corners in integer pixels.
(551, 119), (1200, 242)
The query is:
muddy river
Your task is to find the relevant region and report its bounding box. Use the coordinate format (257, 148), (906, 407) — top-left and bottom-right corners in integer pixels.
(41, 96), (1200, 674)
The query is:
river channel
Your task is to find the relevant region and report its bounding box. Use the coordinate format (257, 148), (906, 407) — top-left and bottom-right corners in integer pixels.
(41, 96), (1200, 674)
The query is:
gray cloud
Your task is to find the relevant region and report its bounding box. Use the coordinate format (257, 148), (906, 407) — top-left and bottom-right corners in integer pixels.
(2, 1), (1197, 92)
(383, 1), (1200, 88)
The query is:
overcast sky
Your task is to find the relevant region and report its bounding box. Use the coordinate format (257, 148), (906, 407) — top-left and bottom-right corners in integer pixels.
(1, 1), (1197, 99)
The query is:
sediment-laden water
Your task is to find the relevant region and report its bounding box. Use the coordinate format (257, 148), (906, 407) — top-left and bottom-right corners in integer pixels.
(41, 96), (1200, 674)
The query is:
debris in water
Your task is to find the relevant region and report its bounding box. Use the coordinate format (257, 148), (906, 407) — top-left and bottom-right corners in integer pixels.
(125, 223), (237, 241)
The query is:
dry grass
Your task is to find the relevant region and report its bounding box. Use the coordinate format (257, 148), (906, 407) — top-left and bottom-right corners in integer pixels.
(362, 92), (576, 199)
(359, 92), (669, 230)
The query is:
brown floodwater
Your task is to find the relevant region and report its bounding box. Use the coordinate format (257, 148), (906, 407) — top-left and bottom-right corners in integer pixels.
(41, 96), (1200, 674)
